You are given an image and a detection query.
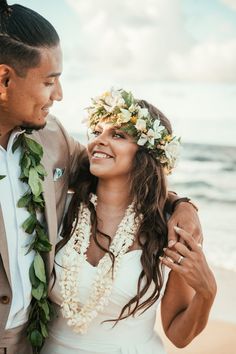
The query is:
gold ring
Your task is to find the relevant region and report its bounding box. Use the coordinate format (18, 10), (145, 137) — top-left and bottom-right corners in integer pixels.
(177, 255), (184, 265)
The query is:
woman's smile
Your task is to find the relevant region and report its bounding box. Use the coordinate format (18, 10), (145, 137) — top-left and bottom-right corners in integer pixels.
(91, 150), (114, 160)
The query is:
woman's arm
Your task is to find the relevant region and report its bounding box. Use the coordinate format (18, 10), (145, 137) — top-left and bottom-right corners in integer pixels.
(166, 192), (203, 248)
(160, 227), (217, 348)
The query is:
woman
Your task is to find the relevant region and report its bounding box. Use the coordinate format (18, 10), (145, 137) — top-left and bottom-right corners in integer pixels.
(42, 88), (216, 354)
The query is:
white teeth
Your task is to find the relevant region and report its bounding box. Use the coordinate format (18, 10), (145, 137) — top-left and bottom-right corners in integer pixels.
(93, 152), (111, 159)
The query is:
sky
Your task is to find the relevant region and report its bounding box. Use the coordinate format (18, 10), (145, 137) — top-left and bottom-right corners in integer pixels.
(8, 0), (236, 145)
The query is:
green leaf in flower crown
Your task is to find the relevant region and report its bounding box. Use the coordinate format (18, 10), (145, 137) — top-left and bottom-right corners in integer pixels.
(29, 263), (40, 288)
(12, 134), (23, 153)
(121, 90), (133, 107)
(35, 163), (47, 177)
(32, 282), (44, 300)
(34, 252), (46, 283)
(25, 137), (43, 158)
(18, 192), (32, 208)
(30, 329), (43, 348)
(22, 214), (37, 234)
(0, 175), (6, 180)
(29, 168), (42, 197)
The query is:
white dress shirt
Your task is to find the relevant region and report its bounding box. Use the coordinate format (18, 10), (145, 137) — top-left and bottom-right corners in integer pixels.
(0, 129), (35, 329)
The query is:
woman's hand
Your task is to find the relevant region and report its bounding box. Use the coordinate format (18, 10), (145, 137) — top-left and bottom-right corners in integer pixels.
(161, 226), (216, 299)
(167, 202), (203, 248)
(160, 226), (216, 347)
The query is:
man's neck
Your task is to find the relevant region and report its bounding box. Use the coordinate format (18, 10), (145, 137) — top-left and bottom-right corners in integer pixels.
(0, 130), (12, 150)
(0, 113), (14, 149)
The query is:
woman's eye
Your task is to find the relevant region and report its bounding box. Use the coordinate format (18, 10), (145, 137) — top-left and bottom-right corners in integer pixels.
(93, 130), (101, 136)
(114, 132), (125, 139)
(87, 129), (101, 141)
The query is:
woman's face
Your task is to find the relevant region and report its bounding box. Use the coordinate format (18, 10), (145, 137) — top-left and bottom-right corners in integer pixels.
(87, 121), (138, 180)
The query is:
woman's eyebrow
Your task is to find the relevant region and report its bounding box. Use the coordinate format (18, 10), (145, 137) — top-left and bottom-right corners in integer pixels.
(96, 124), (128, 136)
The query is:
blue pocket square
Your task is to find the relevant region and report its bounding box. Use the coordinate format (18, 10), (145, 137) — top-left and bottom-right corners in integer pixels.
(53, 168), (65, 181)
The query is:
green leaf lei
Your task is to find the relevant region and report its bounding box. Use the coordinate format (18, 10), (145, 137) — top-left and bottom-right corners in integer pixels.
(0, 175), (6, 180)
(12, 132), (53, 353)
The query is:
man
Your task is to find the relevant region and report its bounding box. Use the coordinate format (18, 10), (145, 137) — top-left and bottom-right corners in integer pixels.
(0, 1), (201, 353)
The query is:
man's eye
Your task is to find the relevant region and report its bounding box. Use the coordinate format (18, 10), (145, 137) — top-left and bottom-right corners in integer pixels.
(45, 82), (54, 86)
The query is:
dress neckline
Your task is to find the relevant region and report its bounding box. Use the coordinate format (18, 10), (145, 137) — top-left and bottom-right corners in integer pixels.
(84, 249), (142, 269)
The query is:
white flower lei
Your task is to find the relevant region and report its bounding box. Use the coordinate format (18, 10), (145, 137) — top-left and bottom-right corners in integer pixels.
(59, 194), (140, 333)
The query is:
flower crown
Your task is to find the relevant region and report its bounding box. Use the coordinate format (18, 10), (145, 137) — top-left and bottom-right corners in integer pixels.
(87, 88), (181, 173)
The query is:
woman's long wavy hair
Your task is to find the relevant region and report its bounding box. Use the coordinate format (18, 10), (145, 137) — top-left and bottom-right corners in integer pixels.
(56, 99), (172, 323)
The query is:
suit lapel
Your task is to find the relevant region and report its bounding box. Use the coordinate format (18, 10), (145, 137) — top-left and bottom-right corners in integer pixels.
(0, 206), (12, 285)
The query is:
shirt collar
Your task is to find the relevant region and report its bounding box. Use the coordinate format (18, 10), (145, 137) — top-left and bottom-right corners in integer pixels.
(5, 128), (26, 152)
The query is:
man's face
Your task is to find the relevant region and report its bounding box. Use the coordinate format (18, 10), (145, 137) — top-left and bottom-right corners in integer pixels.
(1, 44), (63, 130)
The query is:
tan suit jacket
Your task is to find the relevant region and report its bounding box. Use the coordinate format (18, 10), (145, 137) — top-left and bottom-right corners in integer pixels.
(0, 115), (85, 340)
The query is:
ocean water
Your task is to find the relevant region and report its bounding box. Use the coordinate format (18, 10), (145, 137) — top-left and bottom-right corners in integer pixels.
(168, 143), (236, 271)
(71, 133), (236, 271)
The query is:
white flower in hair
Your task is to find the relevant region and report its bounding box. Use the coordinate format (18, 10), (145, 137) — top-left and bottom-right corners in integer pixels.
(153, 120), (165, 139)
(120, 108), (132, 122)
(135, 118), (147, 132)
(104, 89), (125, 112)
(137, 133), (148, 146)
(146, 129), (156, 145)
(129, 103), (138, 113)
(164, 137), (181, 167)
(138, 107), (149, 119)
(144, 120), (165, 146)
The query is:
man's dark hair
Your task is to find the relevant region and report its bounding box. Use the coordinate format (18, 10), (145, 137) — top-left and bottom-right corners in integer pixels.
(0, 0), (60, 76)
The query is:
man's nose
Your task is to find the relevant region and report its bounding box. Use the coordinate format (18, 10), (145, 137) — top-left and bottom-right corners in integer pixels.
(52, 80), (63, 102)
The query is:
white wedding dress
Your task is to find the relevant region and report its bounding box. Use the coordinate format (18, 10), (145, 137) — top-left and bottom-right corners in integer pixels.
(42, 247), (170, 354)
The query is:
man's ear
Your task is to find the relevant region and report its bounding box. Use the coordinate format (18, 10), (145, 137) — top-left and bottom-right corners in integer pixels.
(0, 64), (12, 100)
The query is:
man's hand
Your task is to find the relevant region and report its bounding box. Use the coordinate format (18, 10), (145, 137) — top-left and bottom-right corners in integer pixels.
(167, 202), (203, 248)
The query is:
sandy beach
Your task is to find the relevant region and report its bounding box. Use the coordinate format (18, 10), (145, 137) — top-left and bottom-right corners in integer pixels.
(155, 266), (236, 354)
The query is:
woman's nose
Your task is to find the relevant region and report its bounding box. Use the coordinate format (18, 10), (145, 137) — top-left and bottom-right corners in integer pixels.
(94, 131), (109, 145)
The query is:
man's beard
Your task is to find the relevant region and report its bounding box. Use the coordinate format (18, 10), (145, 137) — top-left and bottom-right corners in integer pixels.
(20, 121), (47, 131)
